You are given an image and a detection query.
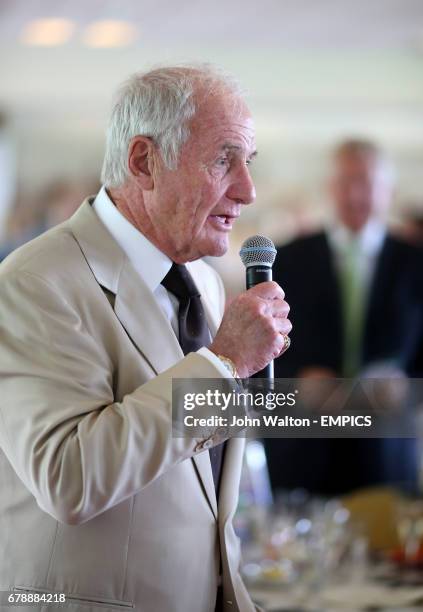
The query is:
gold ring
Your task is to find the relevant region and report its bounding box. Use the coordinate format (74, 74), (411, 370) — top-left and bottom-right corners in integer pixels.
(281, 334), (291, 353)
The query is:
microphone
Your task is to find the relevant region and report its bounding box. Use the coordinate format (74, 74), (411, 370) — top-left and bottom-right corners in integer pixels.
(239, 235), (277, 380)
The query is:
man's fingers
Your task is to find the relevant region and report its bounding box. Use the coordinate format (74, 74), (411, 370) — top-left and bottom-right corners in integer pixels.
(270, 299), (290, 318)
(248, 281), (285, 301)
(274, 318), (292, 335)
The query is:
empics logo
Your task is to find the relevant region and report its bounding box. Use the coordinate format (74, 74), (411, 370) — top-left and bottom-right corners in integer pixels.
(321, 415), (372, 427)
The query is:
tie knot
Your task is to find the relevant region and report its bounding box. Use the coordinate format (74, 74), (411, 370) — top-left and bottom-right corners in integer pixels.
(342, 236), (361, 258)
(161, 263), (201, 301)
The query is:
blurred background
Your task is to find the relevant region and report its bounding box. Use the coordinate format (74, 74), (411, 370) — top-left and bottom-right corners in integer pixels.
(1, 0), (423, 286)
(2, 2), (423, 609)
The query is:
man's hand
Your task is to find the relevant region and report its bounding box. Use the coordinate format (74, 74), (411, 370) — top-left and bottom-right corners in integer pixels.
(298, 366), (338, 379)
(209, 281), (291, 378)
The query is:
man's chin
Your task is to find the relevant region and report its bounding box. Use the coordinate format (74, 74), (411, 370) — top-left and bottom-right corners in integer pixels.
(208, 238), (230, 258)
(197, 236), (229, 259)
(346, 219), (370, 233)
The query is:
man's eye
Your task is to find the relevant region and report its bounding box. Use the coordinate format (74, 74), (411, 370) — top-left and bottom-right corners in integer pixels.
(215, 157), (230, 167)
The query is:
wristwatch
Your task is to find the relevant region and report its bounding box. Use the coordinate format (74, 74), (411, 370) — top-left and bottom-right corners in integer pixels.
(216, 354), (239, 378)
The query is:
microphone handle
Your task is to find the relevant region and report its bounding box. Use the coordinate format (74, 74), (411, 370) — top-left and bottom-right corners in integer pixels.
(246, 266), (274, 380)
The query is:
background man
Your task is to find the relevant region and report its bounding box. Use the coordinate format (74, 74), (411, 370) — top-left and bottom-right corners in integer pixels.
(266, 139), (423, 497)
(0, 66), (291, 612)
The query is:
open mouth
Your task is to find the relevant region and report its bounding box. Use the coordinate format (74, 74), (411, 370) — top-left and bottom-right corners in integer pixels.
(210, 214), (233, 226)
(208, 214), (240, 230)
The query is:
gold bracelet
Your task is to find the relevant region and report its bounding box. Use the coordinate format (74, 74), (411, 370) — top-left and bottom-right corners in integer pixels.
(217, 355), (239, 378)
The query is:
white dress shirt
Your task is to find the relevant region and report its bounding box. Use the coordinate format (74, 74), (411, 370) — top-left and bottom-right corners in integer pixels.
(327, 217), (386, 297)
(92, 186), (229, 377)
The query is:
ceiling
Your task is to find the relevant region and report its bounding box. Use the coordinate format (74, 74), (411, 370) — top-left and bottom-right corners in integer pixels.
(0, 0), (423, 199)
(1, 0), (423, 49)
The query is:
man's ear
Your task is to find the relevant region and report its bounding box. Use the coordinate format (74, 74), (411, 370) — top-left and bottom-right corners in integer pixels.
(127, 136), (156, 190)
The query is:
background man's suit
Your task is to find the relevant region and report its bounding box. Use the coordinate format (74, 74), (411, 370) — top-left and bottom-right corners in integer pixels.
(265, 230), (423, 496)
(0, 199), (255, 612)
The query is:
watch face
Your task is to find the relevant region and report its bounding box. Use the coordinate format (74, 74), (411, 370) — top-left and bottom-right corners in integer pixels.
(219, 356), (236, 377)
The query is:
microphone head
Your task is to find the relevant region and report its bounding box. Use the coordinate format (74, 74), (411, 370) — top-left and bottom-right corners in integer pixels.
(239, 235), (277, 268)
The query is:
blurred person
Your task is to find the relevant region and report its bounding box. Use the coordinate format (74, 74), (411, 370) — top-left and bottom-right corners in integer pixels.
(0, 111), (16, 244)
(399, 207), (423, 375)
(265, 139), (423, 497)
(0, 178), (100, 260)
(41, 177), (102, 227)
(0, 65), (292, 612)
(400, 206), (423, 246)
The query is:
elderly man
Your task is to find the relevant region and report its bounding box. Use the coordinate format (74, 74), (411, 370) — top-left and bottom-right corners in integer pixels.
(0, 66), (291, 612)
(266, 139), (423, 496)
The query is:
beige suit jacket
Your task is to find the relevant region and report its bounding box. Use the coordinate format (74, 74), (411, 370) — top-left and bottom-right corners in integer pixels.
(0, 199), (256, 612)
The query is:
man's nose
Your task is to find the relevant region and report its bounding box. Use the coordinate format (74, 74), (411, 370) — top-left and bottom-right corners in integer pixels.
(226, 164), (256, 205)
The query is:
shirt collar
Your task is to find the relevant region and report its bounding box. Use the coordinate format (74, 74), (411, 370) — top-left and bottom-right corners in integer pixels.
(328, 217), (386, 257)
(92, 186), (172, 292)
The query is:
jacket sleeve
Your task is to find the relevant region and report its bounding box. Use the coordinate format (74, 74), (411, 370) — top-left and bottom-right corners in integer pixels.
(0, 270), (227, 526)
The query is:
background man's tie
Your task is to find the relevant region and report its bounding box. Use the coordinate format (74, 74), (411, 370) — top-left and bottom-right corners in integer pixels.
(161, 262), (226, 493)
(339, 238), (365, 377)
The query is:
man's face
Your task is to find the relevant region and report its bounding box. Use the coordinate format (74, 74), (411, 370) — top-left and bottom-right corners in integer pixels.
(144, 93), (257, 262)
(330, 152), (392, 233)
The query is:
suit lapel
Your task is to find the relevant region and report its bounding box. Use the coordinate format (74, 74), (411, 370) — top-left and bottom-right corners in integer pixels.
(218, 438), (245, 525)
(365, 234), (392, 332)
(363, 234), (396, 362)
(115, 262), (220, 520)
(68, 199), (220, 518)
(114, 260), (184, 373)
(69, 199), (183, 373)
(321, 232), (343, 318)
(193, 437), (245, 525)
(320, 233), (344, 368)
(192, 452), (218, 519)
(189, 263), (223, 519)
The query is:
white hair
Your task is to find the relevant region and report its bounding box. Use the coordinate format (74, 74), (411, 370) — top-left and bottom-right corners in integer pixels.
(101, 64), (244, 188)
